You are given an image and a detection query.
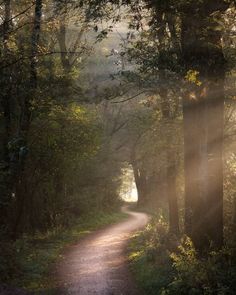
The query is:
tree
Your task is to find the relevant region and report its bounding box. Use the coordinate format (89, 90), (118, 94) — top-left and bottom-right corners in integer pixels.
(0, 0), (13, 232)
(124, 0), (234, 249)
(179, 0), (229, 250)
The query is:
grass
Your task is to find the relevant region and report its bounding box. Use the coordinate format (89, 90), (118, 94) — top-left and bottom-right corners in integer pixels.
(1, 211), (128, 293)
(128, 227), (174, 295)
(128, 217), (236, 295)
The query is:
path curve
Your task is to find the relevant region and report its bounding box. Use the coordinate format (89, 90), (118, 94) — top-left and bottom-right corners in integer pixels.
(57, 207), (149, 295)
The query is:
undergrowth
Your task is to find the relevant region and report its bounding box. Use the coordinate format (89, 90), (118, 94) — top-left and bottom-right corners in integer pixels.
(129, 216), (236, 295)
(0, 211), (127, 293)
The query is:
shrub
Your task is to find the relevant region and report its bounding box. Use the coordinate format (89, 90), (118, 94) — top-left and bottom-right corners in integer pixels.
(129, 217), (236, 295)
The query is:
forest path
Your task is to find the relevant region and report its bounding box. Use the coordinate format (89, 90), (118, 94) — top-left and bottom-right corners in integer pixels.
(56, 206), (149, 295)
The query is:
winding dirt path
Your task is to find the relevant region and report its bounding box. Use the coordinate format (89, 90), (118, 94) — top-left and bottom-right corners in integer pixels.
(57, 207), (149, 295)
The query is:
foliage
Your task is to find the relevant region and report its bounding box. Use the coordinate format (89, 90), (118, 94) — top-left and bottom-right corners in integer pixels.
(129, 217), (236, 295)
(166, 238), (236, 294)
(128, 216), (175, 294)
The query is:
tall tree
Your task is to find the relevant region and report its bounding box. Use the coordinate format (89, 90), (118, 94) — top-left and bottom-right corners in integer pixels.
(20, 0), (42, 138)
(0, 0), (12, 232)
(180, 0), (228, 249)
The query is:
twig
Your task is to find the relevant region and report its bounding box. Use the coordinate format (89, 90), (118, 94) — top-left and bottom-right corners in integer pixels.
(112, 90), (146, 103)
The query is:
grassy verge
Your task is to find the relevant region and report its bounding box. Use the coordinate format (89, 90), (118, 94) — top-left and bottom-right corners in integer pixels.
(0, 211), (128, 293)
(128, 217), (174, 295)
(128, 217), (236, 295)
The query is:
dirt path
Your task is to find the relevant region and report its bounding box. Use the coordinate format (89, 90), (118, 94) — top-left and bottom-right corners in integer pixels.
(56, 207), (149, 295)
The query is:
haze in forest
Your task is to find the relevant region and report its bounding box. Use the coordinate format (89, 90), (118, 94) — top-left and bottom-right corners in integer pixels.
(0, 1), (236, 294)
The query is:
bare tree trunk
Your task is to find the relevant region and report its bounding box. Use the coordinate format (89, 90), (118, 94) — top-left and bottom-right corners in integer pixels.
(206, 79), (224, 248)
(159, 79), (180, 234)
(132, 162), (147, 207)
(57, 18), (71, 73)
(0, 0), (12, 233)
(181, 10), (225, 250)
(20, 0), (42, 137)
(138, 166), (148, 207)
(233, 196), (236, 226)
(183, 88), (209, 249)
(166, 149), (179, 234)
(12, 0), (43, 236)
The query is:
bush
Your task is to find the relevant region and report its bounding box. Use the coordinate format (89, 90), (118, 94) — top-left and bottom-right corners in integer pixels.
(165, 237), (236, 295)
(128, 216), (176, 295)
(129, 217), (236, 295)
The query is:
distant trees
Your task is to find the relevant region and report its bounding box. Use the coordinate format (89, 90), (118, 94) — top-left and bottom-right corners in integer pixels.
(123, 2), (183, 235)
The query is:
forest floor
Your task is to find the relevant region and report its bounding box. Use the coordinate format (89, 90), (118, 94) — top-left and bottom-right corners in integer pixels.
(55, 206), (149, 295)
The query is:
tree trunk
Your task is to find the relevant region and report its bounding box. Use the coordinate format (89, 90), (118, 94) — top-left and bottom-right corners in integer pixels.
(181, 9), (225, 250)
(57, 19), (71, 73)
(0, 0), (12, 233)
(12, 0), (43, 236)
(206, 79), (224, 248)
(166, 149), (179, 234)
(132, 163), (147, 207)
(159, 80), (180, 234)
(20, 0), (42, 137)
(183, 88), (209, 249)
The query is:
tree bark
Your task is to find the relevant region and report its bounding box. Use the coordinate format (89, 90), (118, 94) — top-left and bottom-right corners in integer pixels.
(166, 149), (179, 234)
(183, 87), (209, 249)
(57, 19), (71, 73)
(181, 7), (225, 249)
(20, 0), (42, 137)
(0, 0), (12, 233)
(132, 162), (147, 207)
(159, 76), (180, 234)
(12, 0), (43, 236)
(206, 79), (224, 248)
